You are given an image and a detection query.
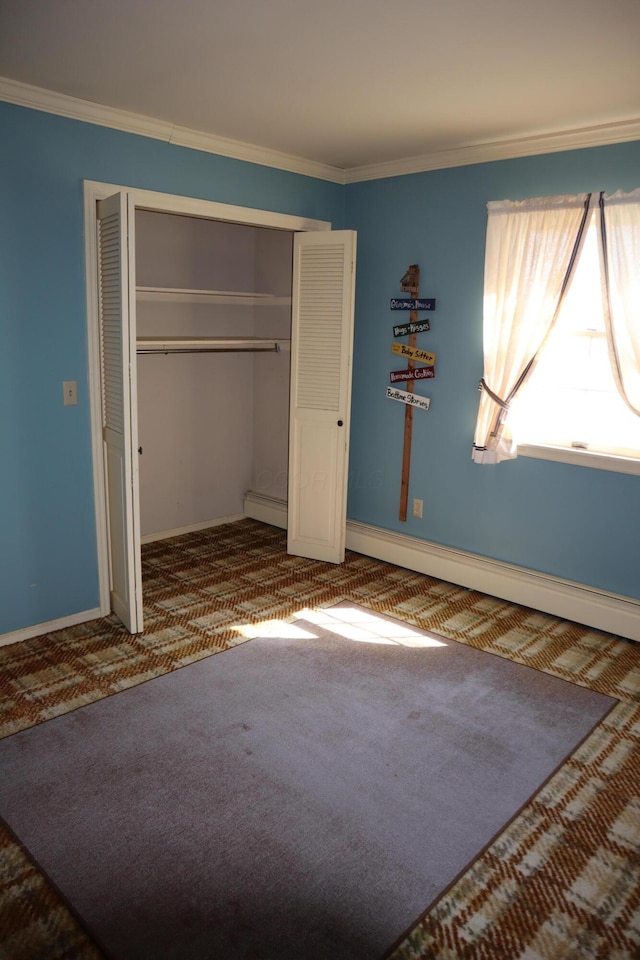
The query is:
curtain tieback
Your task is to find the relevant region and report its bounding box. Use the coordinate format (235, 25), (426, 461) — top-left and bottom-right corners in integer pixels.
(479, 379), (510, 410)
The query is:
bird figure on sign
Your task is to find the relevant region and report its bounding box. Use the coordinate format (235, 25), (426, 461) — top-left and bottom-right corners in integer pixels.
(400, 264), (420, 293)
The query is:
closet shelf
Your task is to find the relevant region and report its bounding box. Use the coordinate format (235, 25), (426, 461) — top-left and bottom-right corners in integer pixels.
(136, 286), (291, 306)
(137, 336), (289, 354)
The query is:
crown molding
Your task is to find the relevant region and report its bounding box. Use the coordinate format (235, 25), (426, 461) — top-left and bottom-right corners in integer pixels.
(344, 118), (640, 182)
(2, 75), (639, 186)
(0, 75), (346, 184)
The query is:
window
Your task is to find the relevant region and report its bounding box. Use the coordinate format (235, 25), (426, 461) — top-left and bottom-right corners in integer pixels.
(472, 189), (640, 471)
(510, 210), (640, 461)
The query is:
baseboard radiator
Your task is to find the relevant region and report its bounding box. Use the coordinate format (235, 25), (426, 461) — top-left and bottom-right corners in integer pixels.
(243, 491), (640, 643)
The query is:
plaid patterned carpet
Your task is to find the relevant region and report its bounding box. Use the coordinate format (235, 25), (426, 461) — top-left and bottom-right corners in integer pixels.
(1, 519), (639, 960)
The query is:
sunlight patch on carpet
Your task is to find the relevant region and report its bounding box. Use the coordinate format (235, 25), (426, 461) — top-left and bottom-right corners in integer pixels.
(232, 603), (449, 648)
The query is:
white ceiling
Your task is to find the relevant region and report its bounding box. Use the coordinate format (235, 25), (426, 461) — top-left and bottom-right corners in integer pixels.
(1, 0), (640, 174)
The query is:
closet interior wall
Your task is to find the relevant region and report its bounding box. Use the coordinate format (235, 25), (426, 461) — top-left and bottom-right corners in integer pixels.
(135, 211), (293, 539)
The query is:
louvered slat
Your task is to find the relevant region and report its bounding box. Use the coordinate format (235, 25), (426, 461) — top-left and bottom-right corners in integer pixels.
(294, 245), (345, 411)
(98, 213), (125, 433)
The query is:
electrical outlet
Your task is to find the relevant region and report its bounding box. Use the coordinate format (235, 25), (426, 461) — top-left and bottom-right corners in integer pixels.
(63, 380), (78, 406)
(412, 498), (423, 519)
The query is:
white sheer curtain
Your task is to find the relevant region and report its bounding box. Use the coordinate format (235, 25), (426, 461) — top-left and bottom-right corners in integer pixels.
(598, 188), (640, 416)
(472, 193), (592, 463)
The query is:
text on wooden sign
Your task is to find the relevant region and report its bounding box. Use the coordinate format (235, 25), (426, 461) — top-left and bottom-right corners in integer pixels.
(386, 386), (431, 410)
(391, 341), (436, 365)
(390, 298), (436, 311)
(393, 319), (431, 337)
(390, 366), (435, 383)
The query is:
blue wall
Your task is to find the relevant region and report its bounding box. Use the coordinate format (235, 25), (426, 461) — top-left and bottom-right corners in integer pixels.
(345, 142), (640, 599)
(0, 102), (344, 635)
(1, 97), (639, 638)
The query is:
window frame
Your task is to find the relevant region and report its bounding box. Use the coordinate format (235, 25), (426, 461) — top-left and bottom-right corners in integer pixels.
(494, 199), (640, 474)
(518, 442), (640, 476)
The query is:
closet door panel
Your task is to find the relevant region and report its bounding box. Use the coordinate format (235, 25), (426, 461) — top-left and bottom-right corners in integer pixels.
(97, 192), (143, 634)
(288, 230), (357, 563)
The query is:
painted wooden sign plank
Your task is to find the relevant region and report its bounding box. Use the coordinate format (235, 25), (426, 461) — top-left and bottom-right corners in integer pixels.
(390, 366), (435, 383)
(393, 319), (430, 337)
(390, 298), (436, 311)
(391, 341), (436, 365)
(386, 386), (431, 411)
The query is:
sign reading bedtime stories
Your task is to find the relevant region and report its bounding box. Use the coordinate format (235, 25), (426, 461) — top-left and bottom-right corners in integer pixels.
(386, 386), (431, 411)
(392, 319), (431, 337)
(390, 366), (435, 383)
(391, 341), (436, 365)
(390, 298), (436, 311)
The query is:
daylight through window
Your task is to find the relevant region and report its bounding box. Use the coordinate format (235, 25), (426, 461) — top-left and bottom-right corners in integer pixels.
(473, 189), (640, 469)
(510, 209), (640, 459)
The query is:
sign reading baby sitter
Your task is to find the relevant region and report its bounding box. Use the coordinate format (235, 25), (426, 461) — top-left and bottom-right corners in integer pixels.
(386, 264), (437, 523)
(391, 342), (436, 365)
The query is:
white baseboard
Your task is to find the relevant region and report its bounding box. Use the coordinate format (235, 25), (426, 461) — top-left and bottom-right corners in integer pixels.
(0, 607), (103, 648)
(244, 492), (288, 529)
(141, 514), (246, 544)
(243, 492), (640, 642)
(346, 521), (640, 643)
(6, 502), (638, 648)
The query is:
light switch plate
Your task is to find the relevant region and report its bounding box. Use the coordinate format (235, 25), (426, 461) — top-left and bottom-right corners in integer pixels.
(63, 380), (78, 405)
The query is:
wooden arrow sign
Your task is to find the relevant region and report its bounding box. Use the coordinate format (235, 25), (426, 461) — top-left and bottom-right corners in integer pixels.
(391, 342), (436, 365)
(387, 386), (431, 410)
(390, 366), (435, 383)
(390, 298), (436, 310)
(393, 319), (431, 337)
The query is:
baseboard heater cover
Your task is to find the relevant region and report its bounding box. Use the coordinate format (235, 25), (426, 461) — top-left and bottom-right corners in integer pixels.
(243, 492), (640, 643)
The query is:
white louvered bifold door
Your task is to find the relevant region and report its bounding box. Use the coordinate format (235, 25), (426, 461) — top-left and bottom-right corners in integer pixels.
(97, 192), (143, 633)
(287, 231), (357, 563)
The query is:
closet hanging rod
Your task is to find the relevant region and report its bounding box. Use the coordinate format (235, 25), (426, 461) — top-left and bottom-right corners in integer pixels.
(136, 336), (285, 355)
(137, 344), (280, 355)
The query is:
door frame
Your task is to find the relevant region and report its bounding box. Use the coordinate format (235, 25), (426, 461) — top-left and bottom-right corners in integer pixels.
(83, 180), (332, 618)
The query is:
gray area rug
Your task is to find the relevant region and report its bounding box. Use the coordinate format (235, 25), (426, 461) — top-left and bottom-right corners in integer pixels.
(0, 603), (616, 960)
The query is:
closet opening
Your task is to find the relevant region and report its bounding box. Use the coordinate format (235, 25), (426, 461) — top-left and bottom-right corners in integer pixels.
(84, 182), (356, 634)
(134, 210), (294, 543)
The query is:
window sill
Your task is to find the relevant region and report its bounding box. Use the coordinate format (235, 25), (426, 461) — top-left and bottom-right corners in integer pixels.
(518, 443), (640, 476)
